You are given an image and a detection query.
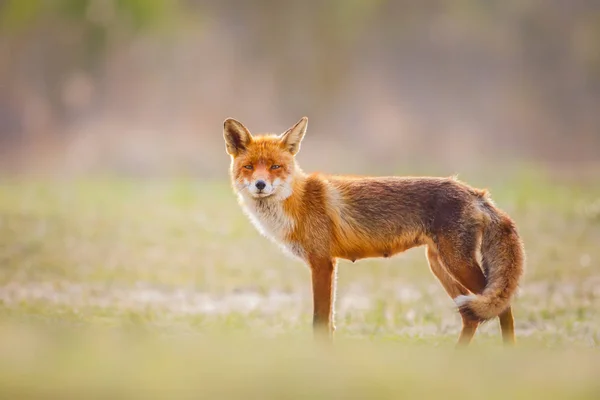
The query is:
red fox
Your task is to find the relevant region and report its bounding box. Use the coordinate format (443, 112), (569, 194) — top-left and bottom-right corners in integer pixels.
(223, 117), (524, 346)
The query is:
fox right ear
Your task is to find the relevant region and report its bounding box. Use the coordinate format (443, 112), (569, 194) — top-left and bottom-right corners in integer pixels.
(279, 117), (307, 155)
(223, 118), (253, 156)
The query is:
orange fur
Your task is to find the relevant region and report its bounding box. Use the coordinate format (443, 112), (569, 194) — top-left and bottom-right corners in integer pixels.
(223, 117), (525, 346)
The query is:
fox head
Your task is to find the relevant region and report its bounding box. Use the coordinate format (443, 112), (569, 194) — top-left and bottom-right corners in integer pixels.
(223, 117), (307, 200)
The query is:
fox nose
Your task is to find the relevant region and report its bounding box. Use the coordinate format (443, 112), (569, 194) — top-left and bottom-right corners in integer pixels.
(255, 180), (266, 191)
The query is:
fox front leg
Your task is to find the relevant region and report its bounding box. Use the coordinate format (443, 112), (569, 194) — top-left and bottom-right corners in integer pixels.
(309, 256), (337, 339)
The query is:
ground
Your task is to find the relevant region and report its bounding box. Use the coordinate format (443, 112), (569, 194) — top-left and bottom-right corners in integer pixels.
(0, 168), (599, 398)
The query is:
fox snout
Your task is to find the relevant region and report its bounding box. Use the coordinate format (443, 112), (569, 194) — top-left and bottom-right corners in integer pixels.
(250, 178), (271, 195)
(246, 177), (275, 197)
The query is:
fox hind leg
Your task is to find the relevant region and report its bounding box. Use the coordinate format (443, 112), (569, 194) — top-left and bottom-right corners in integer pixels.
(435, 234), (487, 296)
(436, 233), (517, 346)
(426, 247), (480, 346)
(498, 307), (516, 345)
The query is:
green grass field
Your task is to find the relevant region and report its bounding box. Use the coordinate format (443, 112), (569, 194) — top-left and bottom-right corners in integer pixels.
(1, 169), (599, 398)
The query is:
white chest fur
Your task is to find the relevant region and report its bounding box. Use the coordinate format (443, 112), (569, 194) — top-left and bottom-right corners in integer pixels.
(239, 196), (304, 260)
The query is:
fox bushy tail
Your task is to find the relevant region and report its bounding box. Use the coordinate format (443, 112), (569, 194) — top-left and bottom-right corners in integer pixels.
(455, 207), (525, 321)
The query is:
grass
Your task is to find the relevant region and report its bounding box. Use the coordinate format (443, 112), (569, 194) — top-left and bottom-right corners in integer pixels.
(0, 168), (599, 398)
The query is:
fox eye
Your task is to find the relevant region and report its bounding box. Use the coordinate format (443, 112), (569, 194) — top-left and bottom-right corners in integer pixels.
(271, 165), (281, 170)
(244, 165), (253, 170)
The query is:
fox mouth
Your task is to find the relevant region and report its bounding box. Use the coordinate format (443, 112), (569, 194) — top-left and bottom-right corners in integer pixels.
(252, 191), (274, 198)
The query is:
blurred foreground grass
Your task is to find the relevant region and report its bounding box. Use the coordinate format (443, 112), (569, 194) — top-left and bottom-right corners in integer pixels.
(0, 168), (599, 398)
(0, 326), (599, 399)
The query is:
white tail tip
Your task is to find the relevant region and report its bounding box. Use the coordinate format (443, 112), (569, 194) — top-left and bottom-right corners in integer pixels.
(454, 294), (475, 307)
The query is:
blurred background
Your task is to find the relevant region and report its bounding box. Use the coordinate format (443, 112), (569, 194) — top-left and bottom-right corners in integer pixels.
(1, 0), (599, 177)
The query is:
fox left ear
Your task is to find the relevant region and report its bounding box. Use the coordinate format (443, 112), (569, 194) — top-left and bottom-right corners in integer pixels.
(223, 118), (253, 156)
(279, 117), (307, 155)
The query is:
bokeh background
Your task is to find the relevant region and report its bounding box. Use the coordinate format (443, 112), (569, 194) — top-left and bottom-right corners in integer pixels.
(1, 0), (599, 176)
(1, 1), (600, 398)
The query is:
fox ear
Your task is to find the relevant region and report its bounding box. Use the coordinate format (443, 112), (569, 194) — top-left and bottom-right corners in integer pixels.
(279, 117), (307, 155)
(223, 118), (253, 156)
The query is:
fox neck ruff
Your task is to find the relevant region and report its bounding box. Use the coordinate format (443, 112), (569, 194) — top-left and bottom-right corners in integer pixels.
(237, 169), (307, 260)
